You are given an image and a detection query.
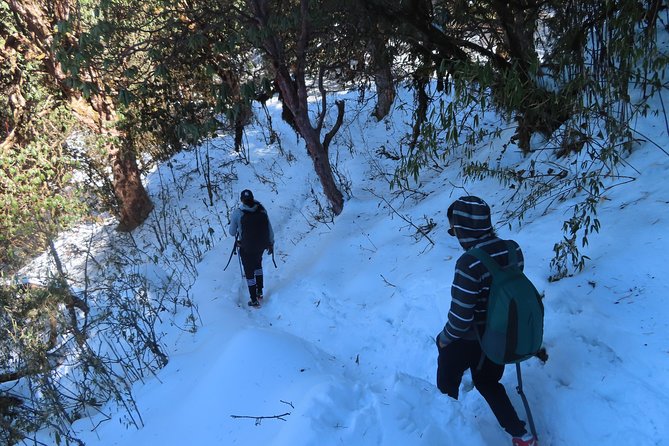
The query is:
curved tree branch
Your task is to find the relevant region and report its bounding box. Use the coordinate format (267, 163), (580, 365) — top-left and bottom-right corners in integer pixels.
(322, 99), (345, 154)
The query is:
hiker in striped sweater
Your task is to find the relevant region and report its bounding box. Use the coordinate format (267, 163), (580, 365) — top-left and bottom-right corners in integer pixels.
(436, 196), (537, 446)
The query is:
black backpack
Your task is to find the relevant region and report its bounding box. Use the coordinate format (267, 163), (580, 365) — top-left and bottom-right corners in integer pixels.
(239, 204), (270, 252)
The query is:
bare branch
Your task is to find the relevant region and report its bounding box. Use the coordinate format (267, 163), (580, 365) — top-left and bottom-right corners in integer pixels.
(322, 100), (345, 154)
(369, 190), (435, 245)
(316, 65), (327, 132)
(230, 412), (291, 425)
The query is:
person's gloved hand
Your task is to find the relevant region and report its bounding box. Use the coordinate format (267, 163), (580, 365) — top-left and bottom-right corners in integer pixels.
(436, 333), (448, 350)
(267, 244), (274, 255)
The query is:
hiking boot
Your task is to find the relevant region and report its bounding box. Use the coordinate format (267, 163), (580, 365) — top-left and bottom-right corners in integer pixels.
(248, 299), (260, 308)
(512, 432), (537, 446)
(257, 290), (263, 301)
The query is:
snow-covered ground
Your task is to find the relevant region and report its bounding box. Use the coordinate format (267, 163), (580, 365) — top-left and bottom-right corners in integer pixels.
(31, 83), (669, 446)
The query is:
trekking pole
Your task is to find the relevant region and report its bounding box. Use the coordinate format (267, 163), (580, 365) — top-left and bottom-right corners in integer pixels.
(516, 363), (539, 440)
(223, 237), (238, 271)
(271, 250), (277, 268)
(237, 245), (245, 280)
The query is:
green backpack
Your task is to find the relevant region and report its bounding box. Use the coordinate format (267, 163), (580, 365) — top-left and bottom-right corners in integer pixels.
(468, 241), (544, 365)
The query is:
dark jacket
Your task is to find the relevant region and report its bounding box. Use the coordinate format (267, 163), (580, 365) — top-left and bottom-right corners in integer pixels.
(438, 196), (524, 346)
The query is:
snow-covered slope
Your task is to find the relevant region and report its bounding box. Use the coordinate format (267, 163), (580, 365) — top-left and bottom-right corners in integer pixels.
(48, 86), (669, 446)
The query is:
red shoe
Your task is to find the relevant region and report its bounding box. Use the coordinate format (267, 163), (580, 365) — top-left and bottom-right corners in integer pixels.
(512, 433), (537, 446)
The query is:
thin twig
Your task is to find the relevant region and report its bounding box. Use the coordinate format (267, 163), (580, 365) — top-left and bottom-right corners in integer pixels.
(370, 191), (435, 245)
(630, 126), (669, 157)
(230, 412), (291, 424)
(380, 274), (397, 287)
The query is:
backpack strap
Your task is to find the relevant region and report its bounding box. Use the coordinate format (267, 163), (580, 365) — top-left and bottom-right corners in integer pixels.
(467, 247), (501, 274)
(466, 247), (497, 371)
(467, 241), (516, 371)
(506, 240), (519, 266)
(468, 240), (518, 273)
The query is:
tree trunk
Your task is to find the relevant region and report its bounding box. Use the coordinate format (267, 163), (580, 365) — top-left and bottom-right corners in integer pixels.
(490, 0), (566, 154)
(110, 141), (154, 232)
(300, 123), (345, 215)
(409, 77), (429, 152)
(219, 69), (252, 153)
(491, 0), (539, 76)
(370, 37), (395, 121)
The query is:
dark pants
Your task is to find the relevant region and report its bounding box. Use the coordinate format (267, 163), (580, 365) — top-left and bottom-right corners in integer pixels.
(437, 339), (526, 437)
(239, 248), (264, 300)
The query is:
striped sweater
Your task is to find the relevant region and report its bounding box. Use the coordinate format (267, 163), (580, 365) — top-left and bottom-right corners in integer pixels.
(439, 196), (524, 346)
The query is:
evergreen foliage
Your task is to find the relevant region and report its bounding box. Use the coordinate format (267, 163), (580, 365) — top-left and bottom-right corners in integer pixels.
(1, 2), (88, 273)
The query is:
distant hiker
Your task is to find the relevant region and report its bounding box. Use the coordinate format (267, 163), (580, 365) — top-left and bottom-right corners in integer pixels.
(229, 189), (274, 307)
(436, 196), (538, 446)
